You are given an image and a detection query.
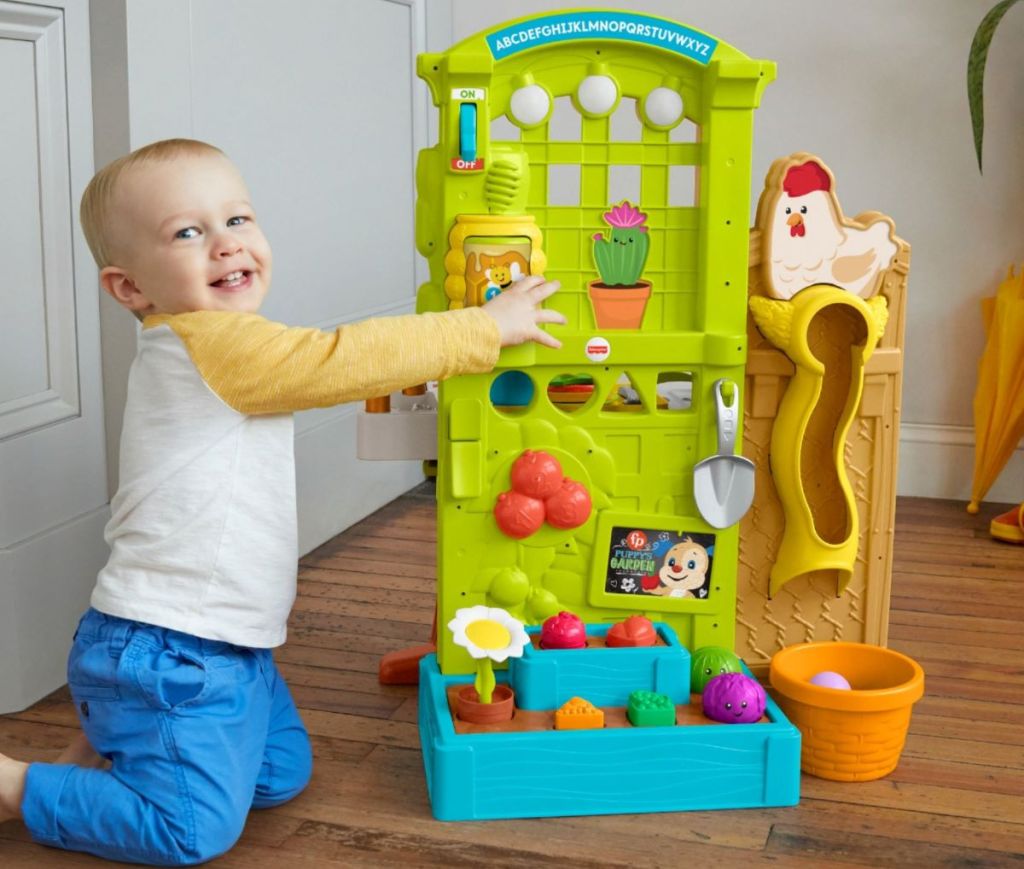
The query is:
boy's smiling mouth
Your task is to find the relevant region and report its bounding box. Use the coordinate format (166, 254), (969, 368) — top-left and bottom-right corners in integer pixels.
(211, 270), (253, 291)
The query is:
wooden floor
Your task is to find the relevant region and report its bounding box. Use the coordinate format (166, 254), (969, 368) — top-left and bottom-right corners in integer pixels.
(1, 490), (1022, 867)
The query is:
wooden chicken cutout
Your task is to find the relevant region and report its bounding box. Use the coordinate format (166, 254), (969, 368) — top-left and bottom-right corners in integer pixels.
(756, 152), (898, 300)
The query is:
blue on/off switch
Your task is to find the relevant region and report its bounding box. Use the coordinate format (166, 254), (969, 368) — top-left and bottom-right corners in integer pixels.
(458, 102), (477, 163)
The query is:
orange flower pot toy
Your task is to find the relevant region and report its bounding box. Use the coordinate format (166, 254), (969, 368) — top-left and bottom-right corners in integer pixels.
(769, 641), (924, 781)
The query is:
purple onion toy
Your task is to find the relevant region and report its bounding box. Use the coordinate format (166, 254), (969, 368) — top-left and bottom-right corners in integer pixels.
(810, 670), (852, 690)
(702, 672), (766, 724)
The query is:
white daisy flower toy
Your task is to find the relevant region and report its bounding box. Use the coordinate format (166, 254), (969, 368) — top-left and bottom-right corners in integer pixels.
(447, 606), (530, 703)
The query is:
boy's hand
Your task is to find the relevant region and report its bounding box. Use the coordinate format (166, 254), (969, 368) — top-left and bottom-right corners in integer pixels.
(482, 275), (567, 349)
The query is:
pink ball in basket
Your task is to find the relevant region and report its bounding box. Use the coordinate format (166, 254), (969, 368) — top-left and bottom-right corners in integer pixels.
(810, 670), (852, 690)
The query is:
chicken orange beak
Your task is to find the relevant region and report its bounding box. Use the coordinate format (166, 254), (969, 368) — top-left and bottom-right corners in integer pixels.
(786, 213), (803, 227)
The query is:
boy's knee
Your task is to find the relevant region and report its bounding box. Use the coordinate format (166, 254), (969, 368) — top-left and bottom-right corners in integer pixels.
(177, 807), (247, 865)
(253, 732), (313, 809)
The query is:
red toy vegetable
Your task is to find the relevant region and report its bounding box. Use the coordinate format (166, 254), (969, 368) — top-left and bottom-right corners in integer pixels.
(510, 450), (564, 499)
(493, 490), (545, 539)
(605, 615), (657, 647)
(545, 478), (592, 529)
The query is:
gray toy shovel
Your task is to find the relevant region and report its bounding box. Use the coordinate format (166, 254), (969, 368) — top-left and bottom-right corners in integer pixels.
(693, 379), (755, 529)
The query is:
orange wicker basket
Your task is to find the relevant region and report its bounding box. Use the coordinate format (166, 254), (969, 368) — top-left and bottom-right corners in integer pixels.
(769, 641), (924, 781)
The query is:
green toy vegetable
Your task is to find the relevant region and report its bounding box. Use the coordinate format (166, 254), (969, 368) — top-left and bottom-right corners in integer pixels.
(592, 201), (650, 286)
(690, 645), (743, 694)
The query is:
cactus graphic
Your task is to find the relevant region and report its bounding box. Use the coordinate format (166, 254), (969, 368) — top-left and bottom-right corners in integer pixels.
(592, 201), (650, 286)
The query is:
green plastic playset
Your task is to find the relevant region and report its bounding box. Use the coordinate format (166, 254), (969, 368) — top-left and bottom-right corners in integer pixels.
(407, 9), (810, 820)
(415, 9), (773, 673)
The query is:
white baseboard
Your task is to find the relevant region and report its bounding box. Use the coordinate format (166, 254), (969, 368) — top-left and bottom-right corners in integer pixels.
(0, 506), (111, 714)
(898, 423), (1023, 504)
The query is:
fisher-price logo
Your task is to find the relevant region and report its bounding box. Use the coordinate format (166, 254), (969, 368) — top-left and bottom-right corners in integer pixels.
(585, 337), (610, 362)
(625, 530), (648, 551)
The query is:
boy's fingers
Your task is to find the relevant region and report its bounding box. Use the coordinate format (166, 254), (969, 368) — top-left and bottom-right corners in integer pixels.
(527, 279), (560, 302)
(536, 309), (567, 325)
(532, 329), (562, 349)
(511, 275), (546, 294)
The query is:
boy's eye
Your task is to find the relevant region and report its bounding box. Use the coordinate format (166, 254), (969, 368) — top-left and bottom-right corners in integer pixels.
(175, 227), (200, 240)
(227, 216), (249, 227)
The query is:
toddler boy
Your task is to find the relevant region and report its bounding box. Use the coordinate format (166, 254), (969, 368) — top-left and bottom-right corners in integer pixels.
(0, 138), (563, 864)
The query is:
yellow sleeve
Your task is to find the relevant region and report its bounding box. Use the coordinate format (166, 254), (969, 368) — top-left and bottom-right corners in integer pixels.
(145, 308), (501, 414)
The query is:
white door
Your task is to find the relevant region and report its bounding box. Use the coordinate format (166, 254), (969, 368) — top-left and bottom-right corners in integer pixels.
(0, 0), (110, 713)
(93, 0), (450, 554)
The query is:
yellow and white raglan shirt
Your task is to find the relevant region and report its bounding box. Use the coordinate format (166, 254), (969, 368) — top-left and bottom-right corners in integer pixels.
(92, 308), (500, 648)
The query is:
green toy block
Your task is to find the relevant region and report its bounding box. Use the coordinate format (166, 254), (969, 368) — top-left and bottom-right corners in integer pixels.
(627, 689), (676, 727)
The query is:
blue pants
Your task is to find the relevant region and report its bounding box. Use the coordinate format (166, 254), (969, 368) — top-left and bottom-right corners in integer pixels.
(21, 609), (313, 865)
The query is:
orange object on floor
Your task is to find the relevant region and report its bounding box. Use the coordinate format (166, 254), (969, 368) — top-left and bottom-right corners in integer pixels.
(769, 641), (924, 782)
(990, 502), (1024, 544)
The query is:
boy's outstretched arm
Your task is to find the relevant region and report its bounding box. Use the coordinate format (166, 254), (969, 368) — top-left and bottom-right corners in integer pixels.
(146, 276), (565, 415)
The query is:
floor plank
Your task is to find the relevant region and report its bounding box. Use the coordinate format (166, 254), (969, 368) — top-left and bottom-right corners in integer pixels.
(1, 490), (1022, 867)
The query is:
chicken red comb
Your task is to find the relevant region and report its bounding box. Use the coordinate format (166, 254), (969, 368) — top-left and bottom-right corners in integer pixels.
(782, 161), (831, 197)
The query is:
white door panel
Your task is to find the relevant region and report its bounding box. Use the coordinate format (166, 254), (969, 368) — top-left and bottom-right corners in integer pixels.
(0, 0), (109, 712)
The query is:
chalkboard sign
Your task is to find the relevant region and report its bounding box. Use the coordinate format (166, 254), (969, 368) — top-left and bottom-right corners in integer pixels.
(603, 525), (716, 600)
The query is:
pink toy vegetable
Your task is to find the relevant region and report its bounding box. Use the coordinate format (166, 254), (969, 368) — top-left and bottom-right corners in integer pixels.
(702, 672), (766, 724)
(540, 611), (587, 649)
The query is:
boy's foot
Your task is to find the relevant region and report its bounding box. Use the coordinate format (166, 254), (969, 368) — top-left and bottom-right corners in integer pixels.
(56, 732), (107, 769)
(0, 752), (28, 823)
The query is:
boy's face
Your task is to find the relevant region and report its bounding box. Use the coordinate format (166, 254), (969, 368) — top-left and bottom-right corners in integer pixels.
(103, 152), (272, 316)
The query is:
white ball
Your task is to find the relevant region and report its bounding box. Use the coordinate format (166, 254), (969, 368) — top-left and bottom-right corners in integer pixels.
(509, 85), (551, 127)
(576, 75), (618, 116)
(643, 87), (684, 128)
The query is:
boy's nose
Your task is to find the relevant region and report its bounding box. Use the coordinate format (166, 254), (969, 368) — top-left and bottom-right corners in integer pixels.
(214, 237), (243, 257)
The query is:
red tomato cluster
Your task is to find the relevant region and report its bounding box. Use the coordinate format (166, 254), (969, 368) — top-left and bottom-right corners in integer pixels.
(494, 450), (592, 539)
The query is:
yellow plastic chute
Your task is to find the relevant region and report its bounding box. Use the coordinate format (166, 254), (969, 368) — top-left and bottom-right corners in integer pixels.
(968, 267), (1024, 513)
(750, 286), (888, 597)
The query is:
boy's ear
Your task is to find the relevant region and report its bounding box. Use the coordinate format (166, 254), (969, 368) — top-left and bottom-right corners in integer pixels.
(100, 267), (151, 315)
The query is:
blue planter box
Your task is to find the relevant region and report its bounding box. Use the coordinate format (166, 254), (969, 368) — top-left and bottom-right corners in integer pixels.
(418, 629), (801, 821)
(508, 623), (690, 709)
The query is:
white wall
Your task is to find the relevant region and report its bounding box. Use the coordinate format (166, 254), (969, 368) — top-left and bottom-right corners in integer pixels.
(90, 0), (454, 554)
(450, 0), (1024, 504)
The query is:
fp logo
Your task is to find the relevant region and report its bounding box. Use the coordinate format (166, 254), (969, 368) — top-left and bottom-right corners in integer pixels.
(626, 530), (648, 551)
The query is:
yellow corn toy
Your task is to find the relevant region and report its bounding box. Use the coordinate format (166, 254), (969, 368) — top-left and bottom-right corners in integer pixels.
(749, 286), (888, 597)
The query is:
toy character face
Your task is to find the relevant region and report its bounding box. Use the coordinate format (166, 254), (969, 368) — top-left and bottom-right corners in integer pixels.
(612, 227), (645, 246)
(106, 151), (272, 317)
(702, 672), (766, 724)
(690, 645), (742, 693)
(488, 264), (514, 287)
(770, 189), (843, 264)
(658, 541), (708, 592)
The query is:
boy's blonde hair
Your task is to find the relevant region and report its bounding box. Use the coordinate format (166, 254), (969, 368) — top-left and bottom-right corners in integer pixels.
(80, 138), (225, 268)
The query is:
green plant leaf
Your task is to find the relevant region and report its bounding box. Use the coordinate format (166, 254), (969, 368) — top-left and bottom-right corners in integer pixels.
(968, 0), (1021, 172)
